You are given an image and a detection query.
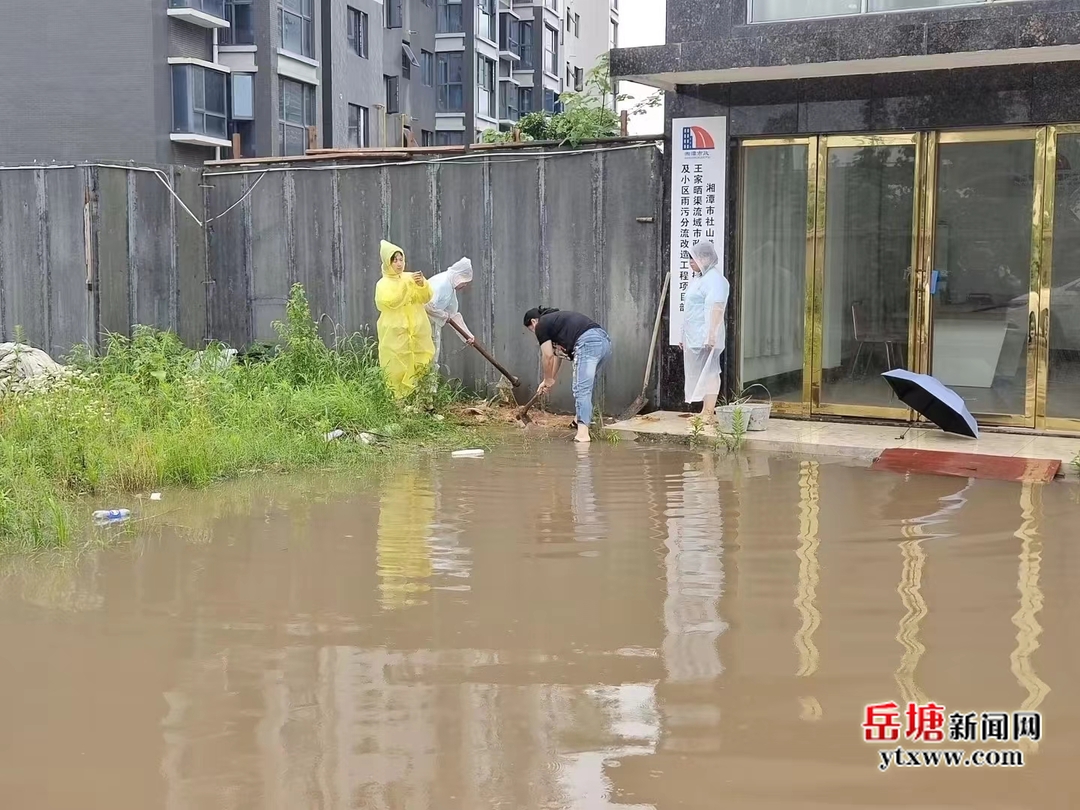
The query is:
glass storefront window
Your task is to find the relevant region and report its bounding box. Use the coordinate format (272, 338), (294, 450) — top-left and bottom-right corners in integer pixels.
(738, 144), (809, 406)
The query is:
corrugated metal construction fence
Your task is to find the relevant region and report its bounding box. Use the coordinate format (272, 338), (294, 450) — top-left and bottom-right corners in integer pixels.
(0, 140), (664, 415)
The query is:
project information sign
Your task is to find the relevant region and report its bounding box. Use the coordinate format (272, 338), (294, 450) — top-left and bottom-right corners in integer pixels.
(669, 116), (728, 345)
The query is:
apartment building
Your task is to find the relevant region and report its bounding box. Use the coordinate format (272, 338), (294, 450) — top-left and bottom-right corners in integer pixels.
(428, 0), (616, 145)
(0, 0), (613, 166)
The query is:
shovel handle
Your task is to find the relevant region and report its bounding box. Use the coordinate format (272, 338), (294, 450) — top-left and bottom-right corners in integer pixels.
(447, 319), (520, 387)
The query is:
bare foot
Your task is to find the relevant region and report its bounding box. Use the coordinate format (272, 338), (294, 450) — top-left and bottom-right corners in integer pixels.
(574, 424), (591, 443)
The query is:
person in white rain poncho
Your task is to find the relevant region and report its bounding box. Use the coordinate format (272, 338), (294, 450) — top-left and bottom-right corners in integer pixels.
(679, 240), (730, 423)
(424, 257), (475, 367)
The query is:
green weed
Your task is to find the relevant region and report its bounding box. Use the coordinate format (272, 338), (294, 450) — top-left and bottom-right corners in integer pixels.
(716, 407), (747, 455)
(0, 283), (474, 554)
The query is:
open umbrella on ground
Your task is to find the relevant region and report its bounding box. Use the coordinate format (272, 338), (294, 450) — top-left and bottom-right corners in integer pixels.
(881, 369), (979, 438)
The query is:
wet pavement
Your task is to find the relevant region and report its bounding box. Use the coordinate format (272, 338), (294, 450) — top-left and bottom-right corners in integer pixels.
(0, 442), (1077, 809)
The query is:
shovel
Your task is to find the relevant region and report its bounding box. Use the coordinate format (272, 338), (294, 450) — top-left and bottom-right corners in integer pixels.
(515, 390), (543, 426)
(619, 269), (669, 421)
(446, 319), (520, 387)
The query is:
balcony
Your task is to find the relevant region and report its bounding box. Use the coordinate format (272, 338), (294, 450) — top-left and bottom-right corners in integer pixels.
(220, 0), (255, 45)
(499, 15), (521, 61)
(167, 0), (230, 29)
(170, 60), (232, 148)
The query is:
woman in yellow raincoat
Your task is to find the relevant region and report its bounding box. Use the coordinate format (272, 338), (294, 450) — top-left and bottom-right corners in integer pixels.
(375, 239), (436, 398)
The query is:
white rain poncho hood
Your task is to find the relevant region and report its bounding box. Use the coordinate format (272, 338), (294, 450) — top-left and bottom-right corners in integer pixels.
(425, 257), (475, 363)
(689, 240), (720, 274)
(681, 239), (730, 403)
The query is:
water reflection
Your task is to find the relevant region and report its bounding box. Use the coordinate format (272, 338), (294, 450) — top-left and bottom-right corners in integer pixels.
(794, 460), (822, 721)
(377, 467), (436, 610)
(571, 443), (603, 545)
(893, 476), (971, 706)
(661, 452), (726, 684)
(1011, 483), (1049, 733)
(0, 448), (1077, 809)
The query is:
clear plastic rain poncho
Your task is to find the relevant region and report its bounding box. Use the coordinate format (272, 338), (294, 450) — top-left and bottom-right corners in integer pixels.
(681, 240), (730, 403)
(425, 257), (474, 364)
(375, 239), (435, 398)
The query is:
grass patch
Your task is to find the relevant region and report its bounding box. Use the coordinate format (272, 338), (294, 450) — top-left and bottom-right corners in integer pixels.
(0, 284), (480, 554)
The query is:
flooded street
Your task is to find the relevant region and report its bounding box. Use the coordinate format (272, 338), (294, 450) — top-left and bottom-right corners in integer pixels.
(1, 441), (1078, 809)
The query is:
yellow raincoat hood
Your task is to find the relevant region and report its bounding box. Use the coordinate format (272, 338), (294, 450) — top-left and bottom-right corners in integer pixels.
(375, 239), (435, 398)
(380, 239), (405, 277)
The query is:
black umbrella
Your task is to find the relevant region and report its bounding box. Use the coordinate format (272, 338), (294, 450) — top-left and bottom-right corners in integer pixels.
(881, 370), (979, 438)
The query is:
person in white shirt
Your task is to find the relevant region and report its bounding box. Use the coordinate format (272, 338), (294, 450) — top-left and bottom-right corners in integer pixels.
(679, 240), (730, 425)
(424, 257), (475, 369)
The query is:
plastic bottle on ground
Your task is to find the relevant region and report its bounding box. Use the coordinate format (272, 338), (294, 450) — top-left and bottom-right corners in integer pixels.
(93, 509), (131, 523)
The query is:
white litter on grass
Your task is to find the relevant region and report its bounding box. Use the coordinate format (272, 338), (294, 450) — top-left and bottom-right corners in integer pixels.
(325, 429), (345, 442)
(150, 492), (162, 501)
(358, 433), (377, 445)
(451, 449), (485, 458)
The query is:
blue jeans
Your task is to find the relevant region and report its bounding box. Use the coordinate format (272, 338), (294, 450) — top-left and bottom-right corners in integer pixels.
(571, 328), (612, 426)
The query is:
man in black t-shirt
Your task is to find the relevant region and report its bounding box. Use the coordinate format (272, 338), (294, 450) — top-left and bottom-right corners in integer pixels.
(523, 307), (612, 443)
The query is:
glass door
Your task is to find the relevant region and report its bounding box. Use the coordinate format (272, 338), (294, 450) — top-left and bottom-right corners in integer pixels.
(811, 135), (922, 419)
(737, 139), (816, 417)
(926, 130), (1044, 428)
(1039, 127), (1080, 431)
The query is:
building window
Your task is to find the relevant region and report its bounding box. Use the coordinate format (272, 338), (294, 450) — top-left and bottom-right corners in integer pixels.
(566, 64), (572, 89)
(422, 129), (435, 146)
(280, 0), (314, 58)
(220, 0), (255, 45)
(437, 52), (463, 112)
(499, 83), (518, 121)
(499, 15), (520, 56)
(436, 130), (464, 146)
(279, 76), (316, 155)
(545, 0), (556, 10)
(170, 0), (227, 20)
(437, 0), (463, 33)
(610, 17), (617, 47)
(402, 43), (420, 80)
(421, 50), (435, 86)
(543, 88), (556, 112)
(519, 20), (533, 69)
(749, 0), (989, 23)
(518, 86), (533, 113)
(573, 12), (579, 37)
(565, 9), (570, 31)
(543, 25), (558, 76)
(477, 55), (495, 118)
(347, 7), (369, 58)
(573, 66), (583, 92)
(385, 0), (402, 29)
(172, 64), (228, 139)
(348, 104), (369, 147)
(231, 72), (254, 119)
(476, 0), (496, 42)
(385, 75), (400, 114)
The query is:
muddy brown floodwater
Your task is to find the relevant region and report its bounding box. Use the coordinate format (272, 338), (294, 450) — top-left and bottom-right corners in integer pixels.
(0, 441), (1078, 809)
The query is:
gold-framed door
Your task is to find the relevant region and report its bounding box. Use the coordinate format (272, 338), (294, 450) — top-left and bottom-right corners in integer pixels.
(735, 137), (819, 418)
(809, 133), (924, 421)
(736, 126), (1062, 431)
(924, 128), (1045, 429)
(1037, 125), (1080, 432)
